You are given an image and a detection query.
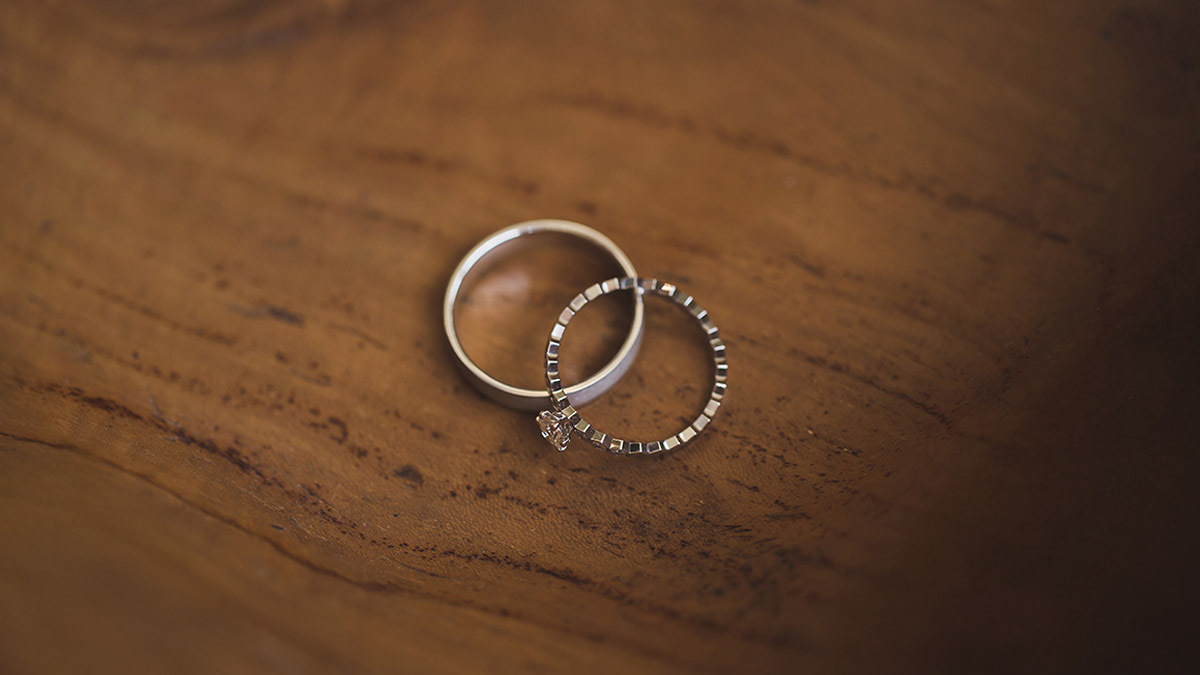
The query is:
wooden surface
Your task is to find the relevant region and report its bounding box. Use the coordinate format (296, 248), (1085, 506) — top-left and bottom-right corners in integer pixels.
(2, 1), (1199, 673)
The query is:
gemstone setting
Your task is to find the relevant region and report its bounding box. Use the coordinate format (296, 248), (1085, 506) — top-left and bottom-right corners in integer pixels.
(536, 409), (572, 451)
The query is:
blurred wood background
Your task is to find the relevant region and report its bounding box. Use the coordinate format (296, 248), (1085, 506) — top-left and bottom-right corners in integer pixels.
(2, 1), (1198, 673)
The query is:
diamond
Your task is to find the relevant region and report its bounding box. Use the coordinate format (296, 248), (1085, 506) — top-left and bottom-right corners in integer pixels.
(536, 409), (572, 451)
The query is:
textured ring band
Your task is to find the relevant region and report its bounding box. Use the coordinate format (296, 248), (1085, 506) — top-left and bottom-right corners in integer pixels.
(537, 277), (727, 455)
(444, 220), (645, 411)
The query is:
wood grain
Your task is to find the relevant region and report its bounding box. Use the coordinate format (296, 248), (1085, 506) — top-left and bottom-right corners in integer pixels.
(2, 1), (1198, 673)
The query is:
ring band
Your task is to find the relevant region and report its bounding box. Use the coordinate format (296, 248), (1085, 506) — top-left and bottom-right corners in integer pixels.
(443, 220), (645, 411)
(536, 277), (727, 455)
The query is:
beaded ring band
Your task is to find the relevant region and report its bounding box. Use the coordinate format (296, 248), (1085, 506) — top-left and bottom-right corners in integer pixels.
(536, 277), (727, 455)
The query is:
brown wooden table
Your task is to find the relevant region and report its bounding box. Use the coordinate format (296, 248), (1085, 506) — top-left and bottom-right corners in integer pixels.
(2, 1), (1198, 673)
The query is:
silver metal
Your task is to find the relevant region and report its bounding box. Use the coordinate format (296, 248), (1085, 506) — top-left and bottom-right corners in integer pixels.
(537, 277), (727, 455)
(444, 220), (645, 411)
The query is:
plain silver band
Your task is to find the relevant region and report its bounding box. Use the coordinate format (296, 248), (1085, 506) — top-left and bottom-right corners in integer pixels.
(443, 219), (645, 411)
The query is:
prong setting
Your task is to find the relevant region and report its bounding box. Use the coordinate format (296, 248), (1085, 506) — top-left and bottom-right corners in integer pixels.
(536, 410), (572, 452)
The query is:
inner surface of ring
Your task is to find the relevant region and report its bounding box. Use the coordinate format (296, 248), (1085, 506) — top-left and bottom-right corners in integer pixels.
(456, 232), (637, 389)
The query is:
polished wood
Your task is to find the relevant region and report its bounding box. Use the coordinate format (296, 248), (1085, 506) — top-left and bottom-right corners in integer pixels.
(2, 1), (1198, 673)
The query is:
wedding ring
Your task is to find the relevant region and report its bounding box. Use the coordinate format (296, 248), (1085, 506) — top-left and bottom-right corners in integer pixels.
(536, 277), (727, 455)
(444, 220), (645, 411)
